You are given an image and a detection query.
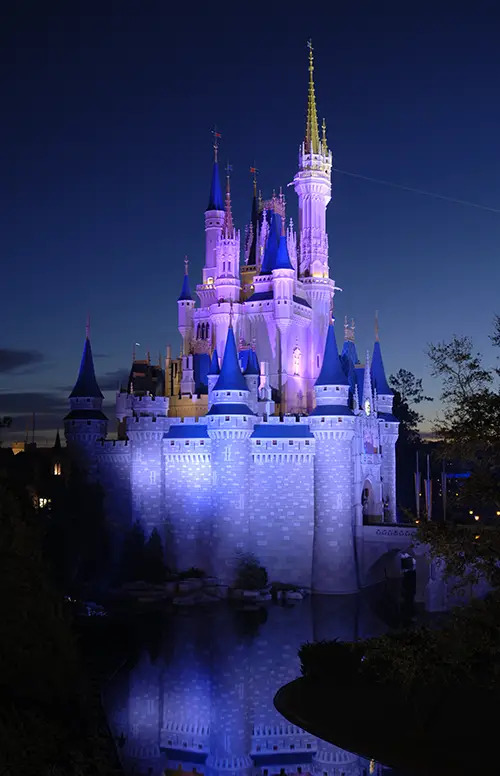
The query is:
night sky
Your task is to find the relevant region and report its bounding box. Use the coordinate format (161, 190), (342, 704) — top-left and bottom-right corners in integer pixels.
(2, 2), (500, 442)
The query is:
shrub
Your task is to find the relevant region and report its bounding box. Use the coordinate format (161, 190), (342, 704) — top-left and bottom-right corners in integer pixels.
(234, 553), (268, 591)
(178, 567), (206, 580)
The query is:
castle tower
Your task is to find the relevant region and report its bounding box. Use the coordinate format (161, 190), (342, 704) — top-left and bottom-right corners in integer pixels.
(310, 323), (358, 593)
(207, 348), (220, 409)
(203, 138), (225, 284)
(214, 167), (241, 299)
(293, 43), (336, 379)
(371, 331), (398, 522)
(64, 324), (107, 474)
(243, 349), (259, 413)
(177, 257), (195, 356)
(272, 225), (295, 409)
(207, 323), (255, 584)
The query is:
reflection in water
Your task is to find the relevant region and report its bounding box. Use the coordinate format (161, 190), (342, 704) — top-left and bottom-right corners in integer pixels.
(104, 596), (398, 776)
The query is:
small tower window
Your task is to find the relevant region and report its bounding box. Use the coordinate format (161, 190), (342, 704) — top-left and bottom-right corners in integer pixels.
(53, 462), (61, 476)
(317, 355), (320, 368)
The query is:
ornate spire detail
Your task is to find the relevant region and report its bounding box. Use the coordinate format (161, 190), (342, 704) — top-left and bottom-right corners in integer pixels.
(223, 163), (234, 238)
(207, 129), (224, 211)
(363, 350), (373, 410)
(344, 316), (355, 343)
(178, 256), (193, 301)
(305, 40), (320, 154)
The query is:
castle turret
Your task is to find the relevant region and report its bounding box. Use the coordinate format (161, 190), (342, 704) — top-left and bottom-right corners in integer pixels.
(293, 43), (336, 380)
(177, 258), (195, 355)
(214, 168), (241, 300)
(371, 331), (398, 522)
(207, 323), (255, 584)
(207, 348), (220, 409)
(203, 138), (225, 284)
(243, 349), (259, 412)
(310, 322), (357, 594)
(64, 325), (107, 473)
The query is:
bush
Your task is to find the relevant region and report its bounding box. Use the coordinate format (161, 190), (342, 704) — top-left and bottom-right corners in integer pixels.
(299, 639), (365, 684)
(234, 554), (268, 591)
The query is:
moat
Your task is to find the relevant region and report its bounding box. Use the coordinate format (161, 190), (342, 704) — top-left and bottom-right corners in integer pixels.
(96, 594), (409, 776)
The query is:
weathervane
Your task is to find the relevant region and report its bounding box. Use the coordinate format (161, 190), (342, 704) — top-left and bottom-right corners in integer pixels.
(211, 126), (222, 162)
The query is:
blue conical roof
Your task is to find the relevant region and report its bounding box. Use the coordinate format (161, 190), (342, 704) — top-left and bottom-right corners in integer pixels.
(260, 211), (280, 274)
(315, 325), (349, 386)
(207, 161), (224, 211)
(69, 337), (104, 399)
(213, 327), (248, 391)
(244, 349), (260, 375)
(208, 349), (221, 375)
(371, 341), (392, 395)
(274, 234), (294, 270)
(178, 272), (193, 301)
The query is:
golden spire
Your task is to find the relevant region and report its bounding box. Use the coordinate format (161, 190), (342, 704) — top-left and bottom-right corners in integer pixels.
(305, 40), (320, 154)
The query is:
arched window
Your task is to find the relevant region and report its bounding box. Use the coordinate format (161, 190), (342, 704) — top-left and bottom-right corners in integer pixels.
(196, 324), (201, 339)
(206, 322), (210, 339)
(293, 347), (301, 376)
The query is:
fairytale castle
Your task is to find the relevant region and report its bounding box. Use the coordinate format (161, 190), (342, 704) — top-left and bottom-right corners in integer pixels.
(64, 47), (400, 595)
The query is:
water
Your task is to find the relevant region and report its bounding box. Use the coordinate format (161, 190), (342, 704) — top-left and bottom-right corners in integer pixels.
(102, 594), (405, 776)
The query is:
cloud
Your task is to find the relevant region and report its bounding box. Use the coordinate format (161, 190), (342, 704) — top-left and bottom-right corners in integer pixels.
(0, 349), (44, 374)
(0, 391), (67, 416)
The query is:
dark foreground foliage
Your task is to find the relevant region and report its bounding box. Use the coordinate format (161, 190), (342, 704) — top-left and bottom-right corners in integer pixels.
(0, 478), (119, 776)
(234, 553), (268, 590)
(300, 591), (500, 697)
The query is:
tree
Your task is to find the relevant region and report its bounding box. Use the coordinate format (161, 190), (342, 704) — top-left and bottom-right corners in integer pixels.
(118, 520), (146, 583)
(427, 327), (500, 510)
(143, 527), (167, 584)
(389, 369), (432, 445)
(234, 553), (268, 591)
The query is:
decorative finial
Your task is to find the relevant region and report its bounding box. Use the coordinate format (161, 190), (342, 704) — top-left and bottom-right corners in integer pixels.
(375, 310), (379, 341)
(322, 117), (327, 148)
(223, 163), (234, 238)
(250, 164), (258, 196)
(184, 255), (189, 275)
(229, 298), (234, 329)
(344, 316), (355, 343)
(85, 313), (90, 340)
(211, 126), (221, 162)
(305, 40), (320, 154)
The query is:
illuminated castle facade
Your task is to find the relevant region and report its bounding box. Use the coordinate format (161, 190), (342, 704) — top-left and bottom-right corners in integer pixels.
(64, 48), (399, 595)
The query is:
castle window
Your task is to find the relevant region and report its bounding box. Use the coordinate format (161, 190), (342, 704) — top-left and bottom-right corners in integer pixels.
(243, 417), (246, 421)
(150, 471), (156, 484)
(200, 440), (204, 445)
(185, 441), (189, 445)
(305, 441), (310, 445)
(227, 392), (231, 396)
(289, 440), (293, 445)
(293, 347), (301, 376)
(38, 497), (50, 509)
(256, 440), (261, 445)
(317, 355), (320, 368)
(53, 462), (61, 476)
(170, 441), (174, 445)
(272, 440), (277, 445)
(223, 261), (226, 272)
(225, 416), (230, 421)
(338, 418), (342, 423)
(321, 418), (325, 423)
(228, 261), (231, 273)
(323, 387), (327, 391)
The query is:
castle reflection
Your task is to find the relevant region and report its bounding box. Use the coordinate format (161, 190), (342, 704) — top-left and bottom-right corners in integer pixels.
(103, 596), (396, 776)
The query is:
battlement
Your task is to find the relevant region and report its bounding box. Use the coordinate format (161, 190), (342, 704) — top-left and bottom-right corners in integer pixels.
(97, 438), (129, 451)
(131, 394), (169, 417)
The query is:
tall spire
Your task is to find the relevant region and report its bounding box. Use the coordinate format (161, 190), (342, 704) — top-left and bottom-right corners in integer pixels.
(363, 350), (374, 411)
(315, 324), (349, 386)
(69, 329), (103, 399)
(305, 40), (320, 154)
(178, 256), (193, 301)
(213, 326), (248, 392)
(223, 163), (234, 238)
(207, 129), (224, 211)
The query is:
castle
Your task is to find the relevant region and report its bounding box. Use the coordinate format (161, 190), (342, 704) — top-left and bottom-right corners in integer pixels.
(64, 47), (400, 595)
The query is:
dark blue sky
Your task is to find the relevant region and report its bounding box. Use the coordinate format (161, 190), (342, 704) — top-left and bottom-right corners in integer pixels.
(2, 1), (500, 441)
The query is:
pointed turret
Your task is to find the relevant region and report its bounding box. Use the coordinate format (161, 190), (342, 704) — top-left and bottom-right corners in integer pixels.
(69, 336), (103, 399)
(243, 349), (259, 376)
(177, 257), (195, 355)
(177, 259), (193, 301)
(207, 159), (224, 212)
(208, 348), (221, 375)
(315, 324), (349, 387)
(213, 325), (248, 392)
(54, 430), (61, 449)
(204, 133), (225, 284)
(371, 341), (392, 397)
(65, 326), (108, 469)
(362, 350), (374, 416)
(222, 168), (234, 239)
(260, 210), (280, 274)
(312, 323), (351, 415)
(305, 40), (320, 154)
(275, 233), (294, 270)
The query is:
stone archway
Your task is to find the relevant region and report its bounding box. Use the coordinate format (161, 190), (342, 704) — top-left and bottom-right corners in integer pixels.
(362, 479), (378, 524)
